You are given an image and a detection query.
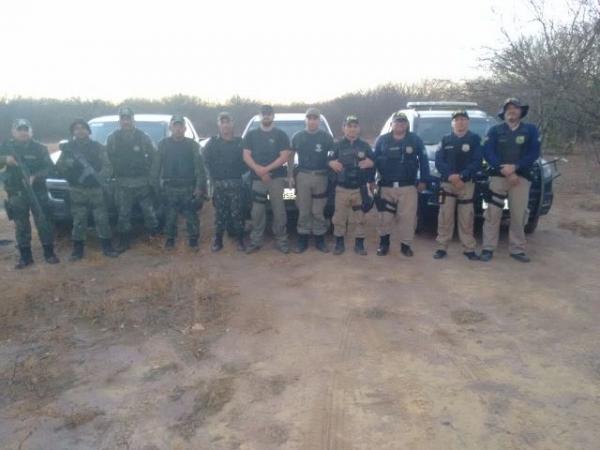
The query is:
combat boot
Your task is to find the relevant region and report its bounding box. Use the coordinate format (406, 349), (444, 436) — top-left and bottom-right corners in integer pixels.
(101, 239), (119, 258)
(376, 235), (390, 256)
(188, 237), (199, 249)
(294, 234), (309, 253)
(400, 243), (414, 257)
(333, 236), (345, 255)
(354, 237), (367, 256)
(15, 246), (34, 270)
(43, 244), (60, 264)
(69, 240), (84, 262)
(116, 233), (130, 253)
(236, 235), (246, 252)
(314, 235), (329, 253)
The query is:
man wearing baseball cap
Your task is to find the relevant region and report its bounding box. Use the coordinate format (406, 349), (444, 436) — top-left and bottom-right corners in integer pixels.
(290, 107), (334, 253)
(0, 119), (59, 268)
(481, 98), (540, 263)
(433, 110), (482, 260)
(151, 115), (207, 250)
(242, 105), (292, 254)
(106, 106), (159, 252)
(328, 115), (375, 255)
(373, 111), (429, 257)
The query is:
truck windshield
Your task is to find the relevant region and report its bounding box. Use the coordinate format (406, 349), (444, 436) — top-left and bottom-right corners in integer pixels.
(246, 120), (330, 140)
(414, 117), (493, 145)
(89, 121), (168, 145)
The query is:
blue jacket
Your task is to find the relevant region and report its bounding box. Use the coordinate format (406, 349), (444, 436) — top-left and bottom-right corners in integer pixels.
(483, 122), (541, 174)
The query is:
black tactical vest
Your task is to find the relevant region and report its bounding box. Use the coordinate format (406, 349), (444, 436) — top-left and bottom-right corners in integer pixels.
(109, 129), (152, 178)
(440, 133), (475, 175)
(161, 138), (196, 184)
(295, 131), (330, 170)
(377, 132), (419, 185)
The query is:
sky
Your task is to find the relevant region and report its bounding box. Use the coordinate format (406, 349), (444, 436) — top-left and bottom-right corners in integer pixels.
(0, 0), (571, 104)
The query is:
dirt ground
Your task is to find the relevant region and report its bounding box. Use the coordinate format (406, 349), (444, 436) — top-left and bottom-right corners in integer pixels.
(0, 154), (599, 450)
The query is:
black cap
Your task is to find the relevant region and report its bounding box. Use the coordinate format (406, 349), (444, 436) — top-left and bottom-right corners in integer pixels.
(344, 115), (359, 125)
(170, 114), (185, 125)
(69, 118), (91, 134)
(12, 118), (32, 130)
(451, 110), (470, 120)
(498, 98), (529, 120)
(260, 105), (274, 116)
(217, 112), (232, 122)
(118, 106), (134, 118)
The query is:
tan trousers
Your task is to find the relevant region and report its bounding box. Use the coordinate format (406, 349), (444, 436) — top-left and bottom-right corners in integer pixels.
(483, 175), (531, 254)
(436, 181), (476, 251)
(376, 185), (418, 245)
(332, 186), (365, 238)
(295, 171), (329, 236)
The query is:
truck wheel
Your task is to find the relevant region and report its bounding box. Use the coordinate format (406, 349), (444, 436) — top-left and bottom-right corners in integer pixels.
(525, 215), (539, 234)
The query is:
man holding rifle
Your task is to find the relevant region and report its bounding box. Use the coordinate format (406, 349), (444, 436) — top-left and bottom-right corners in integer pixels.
(0, 119), (60, 269)
(56, 119), (119, 260)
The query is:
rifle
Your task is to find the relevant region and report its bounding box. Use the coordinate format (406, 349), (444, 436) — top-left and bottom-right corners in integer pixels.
(69, 147), (111, 195)
(13, 153), (51, 230)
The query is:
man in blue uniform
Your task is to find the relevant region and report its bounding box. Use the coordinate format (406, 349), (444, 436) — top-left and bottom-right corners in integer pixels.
(481, 98), (541, 263)
(433, 110), (482, 260)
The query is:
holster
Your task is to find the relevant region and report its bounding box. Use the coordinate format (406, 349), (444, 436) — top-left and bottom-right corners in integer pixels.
(360, 185), (374, 213)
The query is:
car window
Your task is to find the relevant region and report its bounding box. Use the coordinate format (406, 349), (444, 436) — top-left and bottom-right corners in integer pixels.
(246, 120), (330, 140)
(413, 117), (493, 145)
(90, 121), (168, 145)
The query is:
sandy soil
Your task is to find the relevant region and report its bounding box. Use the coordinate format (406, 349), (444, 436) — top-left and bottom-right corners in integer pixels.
(0, 154), (599, 450)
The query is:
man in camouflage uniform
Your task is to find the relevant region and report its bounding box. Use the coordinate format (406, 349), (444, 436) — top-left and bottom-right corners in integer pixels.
(203, 112), (247, 252)
(151, 115), (206, 249)
(106, 107), (159, 252)
(0, 119), (59, 268)
(56, 119), (119, 261)
(290, 108), (334, 253)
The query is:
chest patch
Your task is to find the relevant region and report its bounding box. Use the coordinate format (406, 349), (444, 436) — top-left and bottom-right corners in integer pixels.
(515, 135), (526, 145)
(315, 144), (322, 153)
(357, 151), (365, 159)
(133, 145), (141, 152)
(405, 146), (413, 154)
(461, 143), (470, 152)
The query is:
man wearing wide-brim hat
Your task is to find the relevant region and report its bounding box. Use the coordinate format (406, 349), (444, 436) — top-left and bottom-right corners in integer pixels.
(481, 98), (541, 263)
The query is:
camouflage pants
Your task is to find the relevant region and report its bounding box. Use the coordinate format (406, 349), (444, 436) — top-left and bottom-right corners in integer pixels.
(6, 189), (55, 247)
(164, 186), (200, 239)
(212, 179), (244, 237)
(69, 186), (112, 241)
(115, 182), (158, 234)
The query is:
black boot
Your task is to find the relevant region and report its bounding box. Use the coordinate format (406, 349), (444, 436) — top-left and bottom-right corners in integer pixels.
(15, 246), (34, 270)
(116, 233), (130, 253)
(69, 240), (84, 262)
(188, 237), (199, 249)
(43, 244), (60, 264)
(314, 235), (329, 253)
(211, 233), (223, 252)
(236, 235), (246, 252)
(294, 234), (309, 253)
(401, 243), (414, 257)
(101, 239), (119, 258)
(354, 237), (367, 256)
(333, 236), (345, 255)
(376, 235), (390, 256)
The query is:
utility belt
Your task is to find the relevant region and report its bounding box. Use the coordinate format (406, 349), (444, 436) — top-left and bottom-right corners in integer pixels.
(487, 167), (533, 181)
(378, 180), (415, 188)
(297, 168), (328, 176)
(437, 187), (473, 206)
(162, 178), (195, 188)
